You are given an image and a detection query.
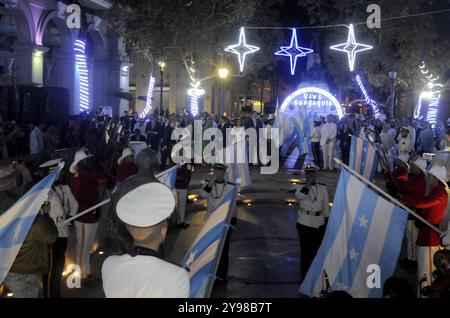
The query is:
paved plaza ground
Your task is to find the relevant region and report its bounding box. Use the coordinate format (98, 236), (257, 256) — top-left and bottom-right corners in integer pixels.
(61, 160), (416, 298)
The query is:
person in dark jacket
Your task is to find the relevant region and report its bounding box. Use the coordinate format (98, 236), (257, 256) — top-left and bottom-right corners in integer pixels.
(149, 117), (164, 151)
(174, 164), (192, 229)
(4, 203), (58, 298)
(160, 120), (177, 169)
(338, 121), (353, 165)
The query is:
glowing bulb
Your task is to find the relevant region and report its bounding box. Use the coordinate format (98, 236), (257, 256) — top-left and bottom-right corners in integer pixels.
(6, 292), (14, 297)
(218, 68), (230, 79)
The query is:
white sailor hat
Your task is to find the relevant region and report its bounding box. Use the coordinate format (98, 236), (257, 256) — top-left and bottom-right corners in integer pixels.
(396, 153), (410, 169)
(427, 164), (448, 188)
(70, 148), (93, 174)
(117, 148), (133, 165)
(39, 158), (63, 169)
(129, 141), (148, 158)
(116, 183), (175, 227)
(410, 157), (427, 174)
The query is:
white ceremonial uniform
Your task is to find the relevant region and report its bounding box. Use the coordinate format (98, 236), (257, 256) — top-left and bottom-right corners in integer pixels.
(320, 122), (337, 170)
(380, 131), (395, 171)
(295, 183), (330, 228)
(48, 185), (78, 238)
(398, 136), (412, 155)
(102, 255), (189, 298)
(29, 126), (45, 154)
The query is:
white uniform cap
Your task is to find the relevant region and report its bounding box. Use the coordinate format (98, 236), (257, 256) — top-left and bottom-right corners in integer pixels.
(39, 158), (63, 168)
(117, 183), (175, 227)
(129, 141), (148, 158)
(117, 148), (133, 165)
(427, 164), (448, 188)
(410, 158), (427, 173)
(70, 148), (93, 174)
(396, 153), (410, 169)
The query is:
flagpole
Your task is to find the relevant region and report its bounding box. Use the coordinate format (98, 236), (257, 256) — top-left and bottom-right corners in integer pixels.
(334, 158), (444, 235)
(63, 165), (181, 224)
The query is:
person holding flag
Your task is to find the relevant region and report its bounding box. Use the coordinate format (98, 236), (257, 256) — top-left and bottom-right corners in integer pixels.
(401, 162), (448, 293)
(295, 163), (330, 281)
(101, 182), (189, 298)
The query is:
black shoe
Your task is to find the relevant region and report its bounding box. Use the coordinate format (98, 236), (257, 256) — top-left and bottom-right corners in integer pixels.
(177, 222), (190, 229)
(82, 275), (99, 288)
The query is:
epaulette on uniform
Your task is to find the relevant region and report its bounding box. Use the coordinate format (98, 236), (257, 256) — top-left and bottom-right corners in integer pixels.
(227, 181), (236, 186)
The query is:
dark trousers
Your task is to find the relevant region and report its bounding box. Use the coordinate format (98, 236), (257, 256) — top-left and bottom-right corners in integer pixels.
(216, 217), (237, 281)
(311, 142), (321, 167)
(296, 223), (325, 278)
(43, 237), (68, 298)
(160, 145), (173, 168)
(341, 145), (350, 166)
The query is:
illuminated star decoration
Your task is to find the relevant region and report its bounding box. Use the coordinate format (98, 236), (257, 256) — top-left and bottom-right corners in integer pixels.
(275, 28), (313, 75)
(330, 24), (373, 72)
(225, 27), (260, 72)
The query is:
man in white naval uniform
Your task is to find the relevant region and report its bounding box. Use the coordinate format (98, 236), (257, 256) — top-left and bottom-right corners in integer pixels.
(295, 164), (330, 280)
(102, 182), (190, 298)
(320, 115), (337, 171)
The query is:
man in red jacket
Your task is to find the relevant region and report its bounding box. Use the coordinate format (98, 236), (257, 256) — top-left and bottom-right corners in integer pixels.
(70, 148), (106, 285)
(398, 157), (427, 268)
(402, 163), (448, 293)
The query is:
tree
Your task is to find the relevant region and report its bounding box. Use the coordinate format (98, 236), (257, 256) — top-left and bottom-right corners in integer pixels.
(108, 0), (284, 80)
(296, 0), (450, 101)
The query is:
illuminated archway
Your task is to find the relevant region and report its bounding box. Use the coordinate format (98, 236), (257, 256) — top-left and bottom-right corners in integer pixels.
(280, 87), (343, 119)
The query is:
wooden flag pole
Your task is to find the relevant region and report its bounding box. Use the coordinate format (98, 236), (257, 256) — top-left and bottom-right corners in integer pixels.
(334, 158), (444, 235)
(63, 166), (180, 224)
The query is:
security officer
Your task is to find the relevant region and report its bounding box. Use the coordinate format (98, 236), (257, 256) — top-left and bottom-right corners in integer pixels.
(201, 163), (236, 282)
(295, 163), (330, 280)
(101, 182), (190, 298)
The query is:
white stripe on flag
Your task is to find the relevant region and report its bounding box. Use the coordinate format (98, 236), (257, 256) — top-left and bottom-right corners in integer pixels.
(349, 198), (394, 297)
(362, 143), (377, 180)
(188, 240), (219, 279)
(192, 201), (230, 247)
(354, 137), (364, 173)
(312, 174), (364, 294)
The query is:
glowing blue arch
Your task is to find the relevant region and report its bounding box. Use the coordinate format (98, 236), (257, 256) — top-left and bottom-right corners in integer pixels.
(280, 87), (344, 119)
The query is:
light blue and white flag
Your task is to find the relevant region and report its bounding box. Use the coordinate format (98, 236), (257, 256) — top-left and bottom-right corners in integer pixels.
(349, 135), (380, 181)
(183, 186), (237, 298)
(298, 167), (408, 298)
(0, 165), (62, 284)
(157, 165), (178, 190)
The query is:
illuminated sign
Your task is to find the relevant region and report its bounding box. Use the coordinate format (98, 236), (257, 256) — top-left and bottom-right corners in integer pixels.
(280, 87), (343, 118)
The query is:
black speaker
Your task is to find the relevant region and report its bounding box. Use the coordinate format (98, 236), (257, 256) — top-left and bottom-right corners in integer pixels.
(18, 86), (43, 124)
(43, 87), (70, 124)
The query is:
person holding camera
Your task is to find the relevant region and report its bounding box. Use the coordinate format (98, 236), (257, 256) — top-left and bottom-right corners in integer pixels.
(295, 164), (330, 281)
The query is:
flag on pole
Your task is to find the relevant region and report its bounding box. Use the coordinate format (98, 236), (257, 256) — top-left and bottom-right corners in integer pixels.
(182, 185), (237, 298)
(290, 115), (307, 154)
(0, 164), (62, 284)
(157, 165), (179, 190)
(349, 135), (380, 181)
(298, 167), (408, 298)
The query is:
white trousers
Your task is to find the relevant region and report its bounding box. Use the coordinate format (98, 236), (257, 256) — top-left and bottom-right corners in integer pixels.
(417, 245), (440, 295)
(75, 221), (98, 279)
(175, 189), (188, 224)
(321, 141), (336, 170)
(406, 220), (418, 261)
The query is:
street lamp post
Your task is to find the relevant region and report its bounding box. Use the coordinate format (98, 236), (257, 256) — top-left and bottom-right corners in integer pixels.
(388, 71), (397, 119)
(218, 67), (229, 116)
(159, 61), (166, 115)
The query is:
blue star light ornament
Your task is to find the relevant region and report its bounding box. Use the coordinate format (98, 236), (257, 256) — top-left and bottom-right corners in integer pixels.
(275, 28), (313, 75)
(225, 27), (260, 73)
(330, 24), (373, 72)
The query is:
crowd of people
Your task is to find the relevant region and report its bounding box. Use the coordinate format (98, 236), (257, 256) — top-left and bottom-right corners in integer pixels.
(1, 106), (449, 299)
